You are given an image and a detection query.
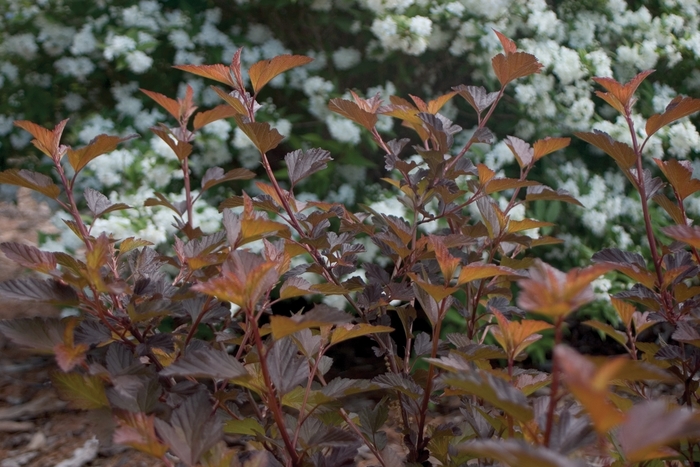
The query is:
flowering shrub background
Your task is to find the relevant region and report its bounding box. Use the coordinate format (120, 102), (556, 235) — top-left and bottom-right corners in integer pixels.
(2, 0), (700, 289)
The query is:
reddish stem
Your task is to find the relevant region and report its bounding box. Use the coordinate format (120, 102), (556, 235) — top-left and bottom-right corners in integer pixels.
(543, 316), (564, 447)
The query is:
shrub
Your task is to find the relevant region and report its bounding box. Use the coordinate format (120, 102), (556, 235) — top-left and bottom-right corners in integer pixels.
(2, 31), (700, 467)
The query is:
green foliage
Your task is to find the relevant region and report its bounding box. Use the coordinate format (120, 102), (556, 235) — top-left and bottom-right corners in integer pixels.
(2, 30), (700, 467)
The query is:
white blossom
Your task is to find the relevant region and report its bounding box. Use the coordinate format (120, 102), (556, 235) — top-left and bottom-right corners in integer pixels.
(125, 51), (154, 74)
(332, 47), (362, 70)
(2, 33), (39, 59)
(54, 57), (95, 81)
(104, 34), (137, 60)
(326, 114), (362, 144)
(408, 16), (432, 37)
(668, 120), (700, 158)
(70, 26), (97, 55)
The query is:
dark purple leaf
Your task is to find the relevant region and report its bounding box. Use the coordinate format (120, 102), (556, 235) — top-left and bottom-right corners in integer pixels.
(144, 192), (183, 215)
(372, 373), (423, 399)
(0, 278), (78, 305)
(672, 321), (700, 344)
(307, 423), (359, 448)
(0, 317), (65, 352)
(453, 85), (499, 113)
(549, 409), (595, 455)
(74, 319), (112, 346)
(459, 439), (586, 467)
(413, 332), (432, 357)
(285, 148), (332, 188)
(311, 446), (361, 467)
(182, 231), (226, 259)
(592, 248), (646, 269)
(107, 375), (161, 413)
(618, 400), (700, 462)
(358, 400), (389, 450)
(201, 167), (255, 191)
(154, 392), (222, 467)
(472, 127), (495, 144)
(444, 370), (532, 421)
(0, 242), (57, 273)
(267, 338), (309, 395)
(160, 346), (247, 380)
(386, 138), (410, 157)
(85, 187), (110, 216)
(106, 342), (143, 376)
(505, 135), (534, 167)
(222, 209), (242, 247)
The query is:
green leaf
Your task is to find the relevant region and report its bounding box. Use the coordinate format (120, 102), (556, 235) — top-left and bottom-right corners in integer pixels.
(224, 418), (266, 436)
(51, 372), (109, 410)
(444, 371), (533, 422)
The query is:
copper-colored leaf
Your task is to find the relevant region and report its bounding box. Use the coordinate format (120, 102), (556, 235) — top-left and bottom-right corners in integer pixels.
(114, 411), (168, 459)
(193, 260), (278, 310)
(525, 185), (582, 206)
(210, 87), (248, 115)
(193, 104), (238, 130)
(0, 169), (60, 199)
(430, 236), (460, 282)
(507, 218), (554, 234)
(411, 277), (459, 302)
(653, 193), (686, 225)
(309, 283), (349, 295)
(150, 126), (193, 161)
(647, 95), (700, 136)
(517, 260), (612, 317)
(248, 55), (313, 93)
(118, 237), (153, 254)
(611, 297), (635, 329)
(330, 323), (394, 346)
(491, 309), (553, 358)
(492, 52), (543, 87)
(140, 89), (180, 121)
(485, 178), (540, 195)
(663, 224), (700, 248)
(201, 167), (255, 191)
(234, 117), (284, 154)
(173, 63), (235, 87)
(329, 98), (378, 130)
(555, 345), (626, 433)
(575, 130), (636, 170)
(654, 158), (700, 200)
(494, 30), (517, 54)
(457, 263), (521, 285)
(427, 91), (457, 114)
(593, 70), (654, 112)
(533, 137), (570, 161)
(67, 134), (137, 173)
(15, 119), (69, 159)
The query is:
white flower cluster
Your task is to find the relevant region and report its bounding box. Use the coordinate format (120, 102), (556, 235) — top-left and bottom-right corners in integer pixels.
(3, 0), (700, 263)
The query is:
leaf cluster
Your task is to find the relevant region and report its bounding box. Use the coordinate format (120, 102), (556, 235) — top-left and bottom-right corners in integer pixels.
(2, 32), (700, 467)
